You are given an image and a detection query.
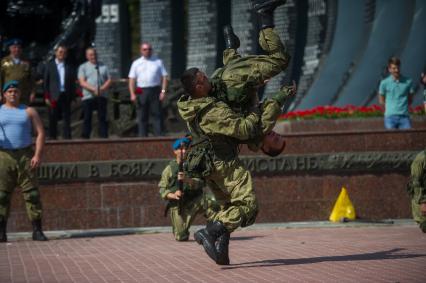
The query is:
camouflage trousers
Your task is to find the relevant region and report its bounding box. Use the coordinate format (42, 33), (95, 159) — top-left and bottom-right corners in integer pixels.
(411, 188), (426, 233)
(0, 147), (42, 221)
(169, 192), (218, 241)
(206, 158), (258, 233)
(218, 27), (290, 90)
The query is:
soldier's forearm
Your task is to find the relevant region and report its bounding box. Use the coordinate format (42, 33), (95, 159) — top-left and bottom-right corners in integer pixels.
(260, 99), (281, 134)
(34, 134), (44, 159)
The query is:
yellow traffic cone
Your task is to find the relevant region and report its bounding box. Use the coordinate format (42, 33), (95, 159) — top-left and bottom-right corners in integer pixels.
(329, 187), (356, 222)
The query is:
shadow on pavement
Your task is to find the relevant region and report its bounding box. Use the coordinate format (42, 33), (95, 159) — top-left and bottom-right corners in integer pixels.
(231, 236), (264, 241)
(222, 248), (426, 269)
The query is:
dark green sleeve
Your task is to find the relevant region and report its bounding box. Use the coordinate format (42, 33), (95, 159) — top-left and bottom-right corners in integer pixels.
(199, 101), (260, 140)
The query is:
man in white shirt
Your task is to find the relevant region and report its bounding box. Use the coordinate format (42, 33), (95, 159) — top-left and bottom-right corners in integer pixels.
(128, 43), (168, 137)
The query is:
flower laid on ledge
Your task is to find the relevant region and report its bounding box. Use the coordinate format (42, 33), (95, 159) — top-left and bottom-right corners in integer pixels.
(278, 105), (425, 121)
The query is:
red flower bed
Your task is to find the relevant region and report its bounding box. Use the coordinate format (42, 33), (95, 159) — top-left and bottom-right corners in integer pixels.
(278, 104), (425, 121)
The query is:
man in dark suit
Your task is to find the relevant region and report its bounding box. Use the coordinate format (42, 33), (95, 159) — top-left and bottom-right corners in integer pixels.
(43, 44), (76, 139)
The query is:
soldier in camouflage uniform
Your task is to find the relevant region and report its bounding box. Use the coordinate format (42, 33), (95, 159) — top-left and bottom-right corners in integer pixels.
(0, 39), (35, 104)
(159, 137), (218, 241)
(176, 0), (290, 266)
(407, 150), (426, 233)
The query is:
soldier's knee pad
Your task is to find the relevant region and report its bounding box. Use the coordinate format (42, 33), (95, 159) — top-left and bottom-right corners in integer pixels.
(24, 188), (41, 204)
(0, 191), (10, 205)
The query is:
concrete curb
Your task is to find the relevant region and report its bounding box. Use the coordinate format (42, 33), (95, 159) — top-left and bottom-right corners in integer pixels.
(6, 219), (417, 241)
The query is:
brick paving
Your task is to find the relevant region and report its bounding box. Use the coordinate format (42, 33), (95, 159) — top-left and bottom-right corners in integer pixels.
(0, 225), (425, 283)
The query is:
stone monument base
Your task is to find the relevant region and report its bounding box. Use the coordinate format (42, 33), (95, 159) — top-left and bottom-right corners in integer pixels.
(7, 125), (426, 232)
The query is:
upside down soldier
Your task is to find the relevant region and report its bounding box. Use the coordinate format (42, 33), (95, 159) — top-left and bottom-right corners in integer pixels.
(178, 0), (293, 265)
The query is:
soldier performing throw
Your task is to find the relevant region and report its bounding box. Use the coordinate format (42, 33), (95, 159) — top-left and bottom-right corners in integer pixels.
(178, 0), (292, 265)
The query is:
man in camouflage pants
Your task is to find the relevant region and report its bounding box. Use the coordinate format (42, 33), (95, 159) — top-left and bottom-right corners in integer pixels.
(0, 80), (48, 242)
(211, 1), (290, 117)
(407, 150), (426, 233)
(177, 0), (292, 267)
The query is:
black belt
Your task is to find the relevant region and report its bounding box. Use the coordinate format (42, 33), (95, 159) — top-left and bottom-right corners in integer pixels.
(0, 146), (31, 152)
(141, 86), (161, 89)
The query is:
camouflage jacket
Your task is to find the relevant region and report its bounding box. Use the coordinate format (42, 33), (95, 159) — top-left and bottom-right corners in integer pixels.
(158, 160), (204, 202)
(408, 150), (426, 204)
(177, 90), (282, 158)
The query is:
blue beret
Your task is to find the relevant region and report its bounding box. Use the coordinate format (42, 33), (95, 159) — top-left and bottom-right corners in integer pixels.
(6, 38), (22, 47)
(172, 137), (191, 150)
(2, 80), (19, 92)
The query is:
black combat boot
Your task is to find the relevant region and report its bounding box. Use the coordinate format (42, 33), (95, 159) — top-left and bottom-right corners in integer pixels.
(32, 219), (48, 241)
(0, 217), (7, 242)
(215, 231), (230, 265)
(253, 0), (287, 29)
(223, 25), (240, 49)
(194, 221), (227, 263)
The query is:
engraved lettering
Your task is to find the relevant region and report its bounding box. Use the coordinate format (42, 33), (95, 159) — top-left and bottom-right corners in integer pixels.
(37, 166), (48, 179)
(256, 159), (269, 172)
(277, 158), (286, 171)
(89, 165), (100, 177)
(119, 164), (131, 175)
(111, 164), (119, 176)
(51, 166), (62, 179)
(64, 165), (78, 178)
(142, 162), (154, 175)
(245, 159), (255, 171)
(297, 157), (305, 170)
(268, 158), (277, 172)
(130, 163), (141, 175)
(308, 157), (318, 170)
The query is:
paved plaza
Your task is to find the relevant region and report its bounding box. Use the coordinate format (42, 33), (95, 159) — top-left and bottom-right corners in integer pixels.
(0, 223), (425, 283)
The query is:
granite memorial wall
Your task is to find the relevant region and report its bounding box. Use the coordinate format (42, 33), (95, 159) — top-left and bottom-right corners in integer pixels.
(6, 129), (426, 232)
(94, 0), (131, 78)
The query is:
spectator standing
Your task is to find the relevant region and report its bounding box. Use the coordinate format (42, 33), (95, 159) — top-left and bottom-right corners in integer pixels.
(128, 43), (168, 137)
(78, 47), (112, 139)
(0, 80), (48, 242)
(0, 39), (35, 104)
(43, 45), (76, 140)
(378, 57), (414, 129)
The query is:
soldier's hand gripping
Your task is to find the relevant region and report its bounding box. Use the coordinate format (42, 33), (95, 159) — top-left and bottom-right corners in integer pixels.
(175, 190), (183, 200)
(271, 80), (296, 106)
(166, 191), (182, 200)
